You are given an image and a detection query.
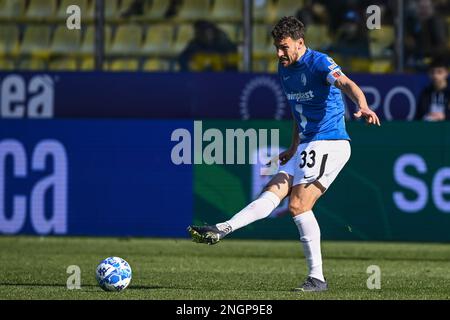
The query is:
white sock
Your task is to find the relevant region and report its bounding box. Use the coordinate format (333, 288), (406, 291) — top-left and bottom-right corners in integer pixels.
(217, 191), (281, 232)
(293, 210), (325, 282)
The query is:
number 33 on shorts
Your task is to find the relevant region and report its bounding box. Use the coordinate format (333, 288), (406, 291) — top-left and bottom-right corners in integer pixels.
(278, 140), (351, 191)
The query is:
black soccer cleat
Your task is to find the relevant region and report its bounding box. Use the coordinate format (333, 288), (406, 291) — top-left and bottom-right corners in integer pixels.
(187, 224), (231, 245)
(293, 276), (328, 292)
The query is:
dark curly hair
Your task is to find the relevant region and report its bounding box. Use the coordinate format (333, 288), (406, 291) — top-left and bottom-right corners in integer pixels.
(271, 16), (305, 42)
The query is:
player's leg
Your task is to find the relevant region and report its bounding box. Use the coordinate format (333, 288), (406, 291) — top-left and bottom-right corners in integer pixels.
(290, 140), (351, 292)
(289, 182), (328, 291)
(188, 172), (293, 244)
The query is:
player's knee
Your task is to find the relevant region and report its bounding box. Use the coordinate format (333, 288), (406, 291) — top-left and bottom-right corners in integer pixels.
(288, 200), (313, 216)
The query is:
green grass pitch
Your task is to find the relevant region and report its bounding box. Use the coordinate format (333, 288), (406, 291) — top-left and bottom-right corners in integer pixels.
(0, 236), (449, 300)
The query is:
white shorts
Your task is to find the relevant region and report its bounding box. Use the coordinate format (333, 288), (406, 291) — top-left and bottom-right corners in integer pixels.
(278, 140), (351, 190)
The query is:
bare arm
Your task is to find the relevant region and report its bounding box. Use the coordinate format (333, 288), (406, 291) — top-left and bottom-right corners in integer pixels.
(334, 75), (381, 126)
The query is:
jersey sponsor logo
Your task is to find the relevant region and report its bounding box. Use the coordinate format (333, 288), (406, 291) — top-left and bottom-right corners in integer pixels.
(286, 90), (315, 102)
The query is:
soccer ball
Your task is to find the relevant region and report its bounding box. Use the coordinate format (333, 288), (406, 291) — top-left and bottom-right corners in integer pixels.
(95, 257), (132, 292)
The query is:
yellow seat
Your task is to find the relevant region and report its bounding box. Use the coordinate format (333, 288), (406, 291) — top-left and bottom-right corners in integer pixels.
(305, 24), (331, 50)
(86, 0), (118, 19)
(50, 26), (82, 54)
(350, 58), (371, 72)
(173, 24), (194, 54)
(211, 0), (241, 22)
(109, 24), (142, 55)
(80, 57), (107, 70)
(56, 0), (89, 19)
(25, 0), (56, 19)
(109, 59), (139, 71)
(0, 0), (26, 19)
(80, 57), (94, 70)
(369, 25), (394, 58)
(274, 0), (304, 20)
(253, 24), (271, 56)
(218, 23), (238, 43)
(143, 58), (171, 71)
(252, 59), (268, 72)
(80, 26), (112, 54)
(49, 58), (78, 70)
(0, 58), (15, 70)
(0, 0), (25, 19)
(267, 58), (278, 73)
(18, 58), (46, 70)
(142, 24), (174, 55)
(369, 59), (394, 73)
(145, 0), (170, 19)
(0, 25), (19, 55)
(20, 26), (51, 55)
(177, 0), (210, 21)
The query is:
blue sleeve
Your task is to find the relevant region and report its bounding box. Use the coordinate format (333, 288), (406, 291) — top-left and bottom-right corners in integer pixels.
(314, 54), (343, 85)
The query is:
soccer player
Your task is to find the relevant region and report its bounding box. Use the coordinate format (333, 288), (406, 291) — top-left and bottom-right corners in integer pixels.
(187, 16), (380, 292)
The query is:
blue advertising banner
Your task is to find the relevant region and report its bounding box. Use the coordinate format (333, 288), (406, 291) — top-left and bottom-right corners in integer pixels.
(0, 72), (429, 120)
(0, 119), (193, 237)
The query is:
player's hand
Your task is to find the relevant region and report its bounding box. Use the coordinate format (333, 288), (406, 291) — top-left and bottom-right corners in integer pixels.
(278, 148), (297, 166)
(354, 107), (381, 126)
(266, 148), (296, 167)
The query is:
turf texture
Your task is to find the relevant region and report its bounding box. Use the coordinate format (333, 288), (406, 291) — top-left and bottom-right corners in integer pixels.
(0, 236), (449, 300)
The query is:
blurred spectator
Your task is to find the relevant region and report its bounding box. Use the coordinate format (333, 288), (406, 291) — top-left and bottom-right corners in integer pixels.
(415, 57), (450, 121)
(178, 20), (238, 71)
(296, 0), (329, 28)
(327, 10), (370, 58)
(405, 0), (448, 70)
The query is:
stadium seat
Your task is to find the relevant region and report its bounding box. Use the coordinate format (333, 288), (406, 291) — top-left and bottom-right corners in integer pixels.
(172, 24), (194, 54)
(177, 0), (210, 21)
(80, 26), (112, 54)
(253, 24), (271, 56)
(109, 24), (142, 55)
(17, 58), (46, 70)
(252, 58), (268, 72)
(25, 0), (56, 19)
(143, 58), (171, 71)
(274, 0), (304, 20)
(56, 0), (89, 19)
(50, 26), (82, 54)
(0, 58), (14, 70)
(368, 25), (394, 58)
(370, 59), (394, 73)
(86, 0), (118, 20)
(49, 58), (78, 70)
(211, 0), (242, 22)
(20, 25), (51, 55)
(0, 0), (26, 19)
(350, 57), (371, 72)
(267, 58), (278, 73)
(80, 57), (93, 70)
(142, 24), (174, 55)
(305, 24), (331, 50)
(145, 0), (170, 20)
(80, 57), (108, 70)
(0, 25), (19, 55)
(109, 59), (139, 71)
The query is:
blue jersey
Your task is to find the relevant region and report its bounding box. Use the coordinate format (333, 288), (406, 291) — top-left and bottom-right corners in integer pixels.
(278, 48), (350, 143)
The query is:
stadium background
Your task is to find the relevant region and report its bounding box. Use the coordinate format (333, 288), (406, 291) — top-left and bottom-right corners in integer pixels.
(1, 0), (450, 243)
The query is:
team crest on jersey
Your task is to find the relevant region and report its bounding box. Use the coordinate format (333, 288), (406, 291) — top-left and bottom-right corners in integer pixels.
(301, 73), (307, 86)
